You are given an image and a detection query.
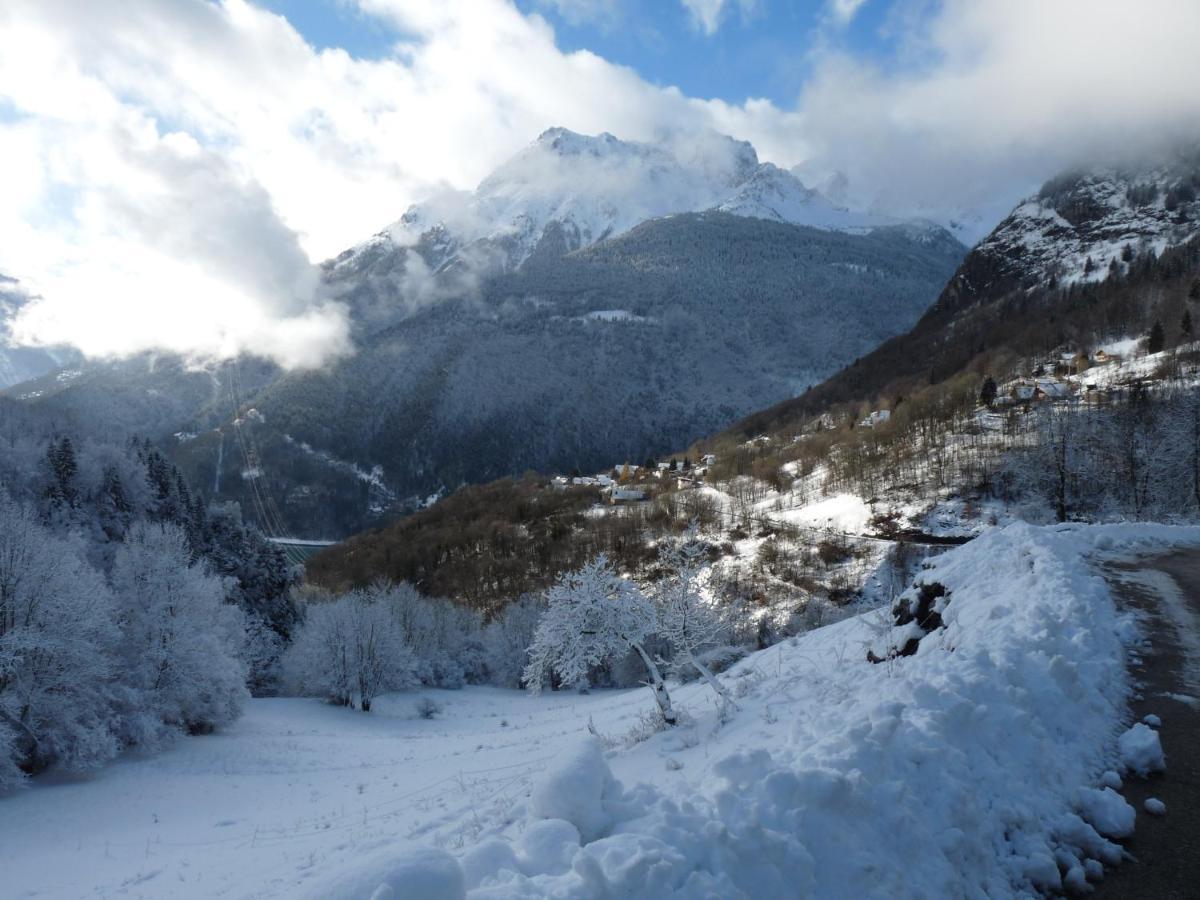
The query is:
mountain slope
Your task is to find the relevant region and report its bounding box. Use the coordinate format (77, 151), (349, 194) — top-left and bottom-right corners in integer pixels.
(4, 126), (966, 539)
(304, 150), (1200, 602)
(8, 212), (962, 538)
(232, 214), (964, 535)
(931, 152), (1200, 320)
(725, 152), (1200, 440)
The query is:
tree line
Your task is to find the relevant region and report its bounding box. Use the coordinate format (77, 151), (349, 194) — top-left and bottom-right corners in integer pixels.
(0, 422), (299, 791)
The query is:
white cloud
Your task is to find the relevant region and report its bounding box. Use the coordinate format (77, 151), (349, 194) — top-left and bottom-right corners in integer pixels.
(827, 0), (868, 26)
(1, 0), (704, 367)
(0, 0), (797, 370)
(680, 0), (725, 35)
(792, 0), (1200, 221)
(1, 0), (1198, 368)
(679, 0), (759, 35)
(534, 0), (623, 28)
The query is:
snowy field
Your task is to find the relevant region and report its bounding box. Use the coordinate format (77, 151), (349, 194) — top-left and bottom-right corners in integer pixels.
(0, 685), (685, 899)
(3, 523), (1195, 899)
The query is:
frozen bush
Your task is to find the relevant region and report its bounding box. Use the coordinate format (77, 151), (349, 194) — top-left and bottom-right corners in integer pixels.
(415, 698), (442, 720)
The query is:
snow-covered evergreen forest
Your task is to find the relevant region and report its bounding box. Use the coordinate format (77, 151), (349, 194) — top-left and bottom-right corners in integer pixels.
(0, 423), (299, 790)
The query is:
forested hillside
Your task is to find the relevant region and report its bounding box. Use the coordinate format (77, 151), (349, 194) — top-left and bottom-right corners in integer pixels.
(721, 233), (1200, 442)
(9, 213), (962, 539)
(308, 160), (1200, 624)
(0, 403), (299, 789)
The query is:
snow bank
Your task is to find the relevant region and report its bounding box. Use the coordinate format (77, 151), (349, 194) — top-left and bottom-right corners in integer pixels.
(344, 523), (1196, 898)
(313, 845), (465, 900)
(528, 738), (623, 843)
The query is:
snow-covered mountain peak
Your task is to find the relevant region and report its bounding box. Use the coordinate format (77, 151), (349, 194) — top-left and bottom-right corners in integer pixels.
(717, 163), (895, 233)
(341, 129), (933, 275)
(532, 127), (626, 157)
(971, 154), (1200, 291)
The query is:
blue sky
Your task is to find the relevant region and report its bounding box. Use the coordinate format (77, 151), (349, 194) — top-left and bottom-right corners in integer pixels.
(260, 0), (905, 107)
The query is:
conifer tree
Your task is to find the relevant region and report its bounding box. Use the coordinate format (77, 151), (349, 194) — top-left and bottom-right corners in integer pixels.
(979, 376), (998, 407)
(43, 437), (79, 509)
(1148, 320), (1165, 354)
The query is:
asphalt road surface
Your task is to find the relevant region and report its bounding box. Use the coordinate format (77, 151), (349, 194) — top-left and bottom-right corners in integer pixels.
(1095, 551), (1200, 898)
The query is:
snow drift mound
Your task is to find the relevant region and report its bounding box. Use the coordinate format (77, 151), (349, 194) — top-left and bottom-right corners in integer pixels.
(327, 523), (1199, 899)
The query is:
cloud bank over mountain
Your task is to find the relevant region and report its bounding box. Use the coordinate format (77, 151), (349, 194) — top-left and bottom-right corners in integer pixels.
(0, 0), (1197, 366)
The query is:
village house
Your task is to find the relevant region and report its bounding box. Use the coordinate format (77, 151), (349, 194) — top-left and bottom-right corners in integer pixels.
(858, 409), (892, 428)
(1035, 378), (1074, 400)
(604, 485), (647, 504)
(1006, 376), (1076, 404)
(1009, 381), (1038, 403)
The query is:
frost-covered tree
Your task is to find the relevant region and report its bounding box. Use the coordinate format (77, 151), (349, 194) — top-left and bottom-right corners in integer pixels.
(42, 436), (80, 510)
(284, 591), (416, 711)
(0, 495), (120, 788)
(483, 594), (544, 688)
(110, 522), (247, 743)
(198, 502), (300, 657)
(241, 612), (286, 695)
(655, 524), (734, 708)
(524, 555), (675, 725)
(384, 581), (484, 688)
(349, 590), (417, 711)
(284, 600), (353, 707)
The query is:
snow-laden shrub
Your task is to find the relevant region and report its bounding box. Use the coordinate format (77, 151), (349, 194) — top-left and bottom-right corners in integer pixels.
(110, 522), (248, 740)
(415, 698), (442, 720)
(284, 590), (417, 711)
(482, 595), (543, 688)
(241, 612), (286, 696)
(384, 582), (486, 688)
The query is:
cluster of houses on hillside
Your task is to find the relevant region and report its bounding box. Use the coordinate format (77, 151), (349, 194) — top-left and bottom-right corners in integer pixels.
(549, 454), (718, 504)
(993, 346), (1148, 408)
(804, 347), (1147, 439)
(993, 376), (1076, 406)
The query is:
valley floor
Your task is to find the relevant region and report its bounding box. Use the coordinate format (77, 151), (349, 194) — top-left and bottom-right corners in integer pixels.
(4, 523), (1198, 899)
